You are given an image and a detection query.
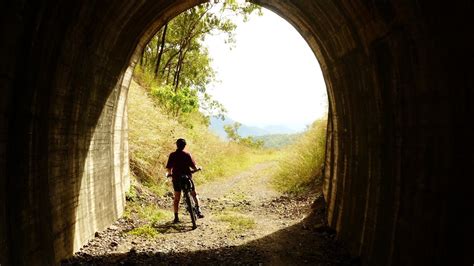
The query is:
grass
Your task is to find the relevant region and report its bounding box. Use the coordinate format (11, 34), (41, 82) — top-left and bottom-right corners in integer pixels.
(129, 68), (328, 224)
(225, 191), (248, 202)
(128, 75), (277, 195)
(126, 74), (276, 237)
(141, 205), (173, 225)
(194, 147), (279, 185)
(272, 118), (327, 195)
(126, 201), (173, 224)
(142, 180), (169, 198)
(217, 211), (256, 233)
(124, 196), (174, 238)
(128, 224), (158, 238)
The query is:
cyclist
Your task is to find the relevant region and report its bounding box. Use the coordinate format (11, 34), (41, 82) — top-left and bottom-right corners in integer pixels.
(166, 138), (204, 223)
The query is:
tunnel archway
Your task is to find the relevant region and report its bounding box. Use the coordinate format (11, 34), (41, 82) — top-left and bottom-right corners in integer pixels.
(0, 1), (471, 265)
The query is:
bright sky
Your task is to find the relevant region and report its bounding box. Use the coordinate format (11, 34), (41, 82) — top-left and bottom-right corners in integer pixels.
(205, 7), (327, 131)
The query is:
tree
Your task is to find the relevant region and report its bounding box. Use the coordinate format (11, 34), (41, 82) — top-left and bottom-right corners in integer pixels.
(224, 122), (264, 148)
(137, 1), (261, 121)
(224, 122), (242, 141)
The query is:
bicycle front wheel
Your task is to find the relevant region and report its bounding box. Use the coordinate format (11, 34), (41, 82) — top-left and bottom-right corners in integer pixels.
(184, 192), (197, 229)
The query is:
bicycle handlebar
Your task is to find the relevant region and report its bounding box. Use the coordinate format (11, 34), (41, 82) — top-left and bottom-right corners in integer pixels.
(191, 167), (202, 174)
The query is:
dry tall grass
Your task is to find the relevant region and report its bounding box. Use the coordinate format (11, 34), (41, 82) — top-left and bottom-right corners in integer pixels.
(128, 78), (275, 195)
(272, 118), (327, 194)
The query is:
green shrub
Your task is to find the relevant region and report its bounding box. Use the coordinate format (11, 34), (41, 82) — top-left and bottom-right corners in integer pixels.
(150, 85), (199, 118)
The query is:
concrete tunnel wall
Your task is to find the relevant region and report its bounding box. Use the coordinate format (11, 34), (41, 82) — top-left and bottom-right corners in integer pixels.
(0, 0), (472, 265)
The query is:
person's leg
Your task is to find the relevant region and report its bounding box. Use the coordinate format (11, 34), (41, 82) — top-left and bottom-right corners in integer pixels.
(173, 191), (181, 222)
(172, 178), (182, 222)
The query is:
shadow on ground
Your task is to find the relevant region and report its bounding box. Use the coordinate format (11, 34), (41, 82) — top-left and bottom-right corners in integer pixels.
(63, 198), (359, 265)
(153, 221), (194, 234)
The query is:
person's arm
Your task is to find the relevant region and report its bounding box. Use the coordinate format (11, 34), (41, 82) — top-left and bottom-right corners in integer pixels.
(189, 153), (200, 171)
(165, 153), (173, 177)
(191, 166), (201, 172)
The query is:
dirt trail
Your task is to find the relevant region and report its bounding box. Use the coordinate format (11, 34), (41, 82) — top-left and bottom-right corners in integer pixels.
(200, 161), (279, 201)
(64, 162), (355, 265)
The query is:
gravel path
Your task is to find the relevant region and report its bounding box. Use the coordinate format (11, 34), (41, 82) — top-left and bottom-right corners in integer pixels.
(63, 163), (357, 265)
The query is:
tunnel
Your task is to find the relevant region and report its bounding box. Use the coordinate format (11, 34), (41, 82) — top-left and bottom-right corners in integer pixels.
(0, 0), (472, 265)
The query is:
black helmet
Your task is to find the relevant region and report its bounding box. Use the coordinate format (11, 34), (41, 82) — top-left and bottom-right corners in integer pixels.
(176, 138), (186, 150)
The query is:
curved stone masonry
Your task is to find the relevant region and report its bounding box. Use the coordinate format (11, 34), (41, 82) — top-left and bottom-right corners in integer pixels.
(0, 0), (472, 265)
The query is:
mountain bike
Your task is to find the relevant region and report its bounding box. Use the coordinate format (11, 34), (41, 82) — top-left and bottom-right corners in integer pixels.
(168, 168), (201, 229)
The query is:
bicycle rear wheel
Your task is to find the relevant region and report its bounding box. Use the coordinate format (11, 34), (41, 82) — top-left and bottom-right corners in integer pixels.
(184, 191), (197, 229)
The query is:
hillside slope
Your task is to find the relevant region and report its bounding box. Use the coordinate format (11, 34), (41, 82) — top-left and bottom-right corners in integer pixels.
(127, 79), (275, 190)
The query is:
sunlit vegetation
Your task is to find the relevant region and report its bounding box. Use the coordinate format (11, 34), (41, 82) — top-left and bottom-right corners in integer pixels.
(128, 225), (159, 238)
(135, 1), (261, 122)
(124, 188), (174, 224)
(129, 75), (327, 199)
(128, 79), (275, 192)
(217, 211), (256, 232)
(271, 118), (327, 195)
(124, 194), (174, 237)
(225, 190), (249, 202)
(127, 1), (328, 230)
(223, 122), (264, 148)
(128, 1), (272, 194)
(254, 133), (301, 149)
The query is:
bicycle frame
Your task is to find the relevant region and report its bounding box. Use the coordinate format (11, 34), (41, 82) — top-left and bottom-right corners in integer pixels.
(178, 175), (197, 229)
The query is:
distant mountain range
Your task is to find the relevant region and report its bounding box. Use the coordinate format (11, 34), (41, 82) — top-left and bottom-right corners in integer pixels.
(254, 133), (302, 148)
(209, 116), (301, 139)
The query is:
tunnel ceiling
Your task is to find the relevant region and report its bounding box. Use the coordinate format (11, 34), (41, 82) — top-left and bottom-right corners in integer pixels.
(0, 0), (472, 265)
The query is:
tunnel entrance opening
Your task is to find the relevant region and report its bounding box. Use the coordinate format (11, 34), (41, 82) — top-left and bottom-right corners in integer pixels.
(103, 3), (338, 264)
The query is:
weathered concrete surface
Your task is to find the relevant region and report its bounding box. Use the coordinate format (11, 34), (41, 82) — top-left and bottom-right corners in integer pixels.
(0, 1), (136, 264)
(0, 0), (472, 265)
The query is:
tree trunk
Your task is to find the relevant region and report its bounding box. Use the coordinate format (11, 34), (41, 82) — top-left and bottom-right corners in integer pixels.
(154, 23), (168, 79)
(173, 50), (184, 91)
(166, 65), (171, 84)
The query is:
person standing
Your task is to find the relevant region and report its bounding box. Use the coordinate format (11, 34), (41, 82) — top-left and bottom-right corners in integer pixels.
(166, 138), (204, 223)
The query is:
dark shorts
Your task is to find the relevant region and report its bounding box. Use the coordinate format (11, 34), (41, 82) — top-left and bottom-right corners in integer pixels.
(172, 176), (195, 192)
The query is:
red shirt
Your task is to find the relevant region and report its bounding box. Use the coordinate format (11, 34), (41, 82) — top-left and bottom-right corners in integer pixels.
(166, 149), (196, 179)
